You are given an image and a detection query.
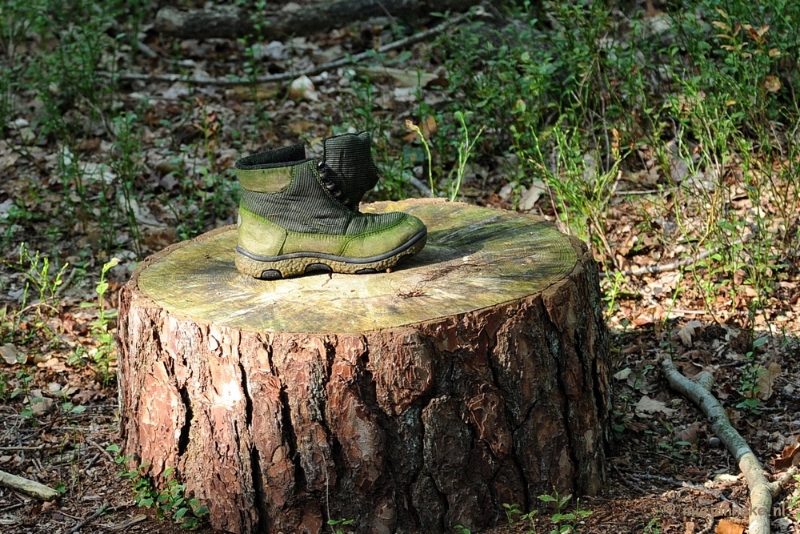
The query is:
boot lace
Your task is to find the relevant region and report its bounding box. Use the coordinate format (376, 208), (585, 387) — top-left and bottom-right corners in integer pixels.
(318, 162), (354, 210)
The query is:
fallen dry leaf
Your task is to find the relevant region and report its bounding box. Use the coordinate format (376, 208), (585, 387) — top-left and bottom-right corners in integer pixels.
(288, 75), (319, 102)
(1, 343), (21, 365)
(613, 368), (632, 380)
(677, 320), (704, 347)
(756, 362), (781, 400)
(773, 435), (800, 470)
(518, 181), (545, 211)
(26, 391), (55, 416)
(764, 75), (781, 93)
(633, 305), (664, 326)
(635, 395), (676, 416)
(674, 421), (702, 444)
(715, 518), (744, 534)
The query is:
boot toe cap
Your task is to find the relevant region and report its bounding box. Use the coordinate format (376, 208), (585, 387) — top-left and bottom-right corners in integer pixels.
(342, 213), (427, 259)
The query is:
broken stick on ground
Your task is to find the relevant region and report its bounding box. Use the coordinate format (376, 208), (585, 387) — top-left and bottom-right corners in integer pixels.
(0, 469), (60, 501)
(108, 9), (478, 87)
(661, 357), (799, 534)
(153, 0), (482, 40)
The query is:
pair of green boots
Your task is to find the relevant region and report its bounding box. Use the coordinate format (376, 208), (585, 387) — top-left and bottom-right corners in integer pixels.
(234, 132), (427, 280)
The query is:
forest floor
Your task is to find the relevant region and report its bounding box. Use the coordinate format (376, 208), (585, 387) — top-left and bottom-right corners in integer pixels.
(1, 1), (800, 533)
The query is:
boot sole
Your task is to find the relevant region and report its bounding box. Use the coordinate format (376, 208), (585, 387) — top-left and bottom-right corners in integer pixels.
(235, 230), (427, 280)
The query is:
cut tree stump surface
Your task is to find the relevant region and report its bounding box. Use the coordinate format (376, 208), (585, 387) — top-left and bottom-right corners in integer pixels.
(118, 199), (611, 534)
(137, 200), (578, 333)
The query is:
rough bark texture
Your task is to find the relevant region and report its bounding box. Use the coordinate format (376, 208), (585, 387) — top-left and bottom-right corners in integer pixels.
(117, 199), (611, 534)
(154, 0), (482, 40)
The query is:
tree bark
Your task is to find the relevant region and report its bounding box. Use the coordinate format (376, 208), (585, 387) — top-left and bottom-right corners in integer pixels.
(117, 199), (611, 534)
(154, 0), (483, 40)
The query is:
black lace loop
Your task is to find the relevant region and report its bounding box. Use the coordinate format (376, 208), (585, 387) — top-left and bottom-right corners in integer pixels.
(318, 162), (348, 204)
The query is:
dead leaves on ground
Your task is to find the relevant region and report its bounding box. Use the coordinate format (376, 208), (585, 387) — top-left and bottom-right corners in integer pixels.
(774, 435), (800, 470)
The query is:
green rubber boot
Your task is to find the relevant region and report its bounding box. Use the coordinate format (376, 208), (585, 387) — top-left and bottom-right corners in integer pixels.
(234, 142), (427, 280)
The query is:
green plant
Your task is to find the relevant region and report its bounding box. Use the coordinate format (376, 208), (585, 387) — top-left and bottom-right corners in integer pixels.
(453, 525), (471, 534)
(515, 117), (627, 255)
(787, 474), (800, 522)
(0, 372), (9, 400)
(7, 366), (37, 421)
(601, 270), (626, 317)
(16, 243), (69, 312)
(78, 257), (120, 383)
(405, 119), (434, 196)
(110, 111), (146, 255)
(9, 368), (33, 400)
(108, 444), (209, 529)
(734, 336), (769, 414)
(658, 438), (698, 462)
(538, 488), (592, 534)
(504, 502), (538, 529)
(447, 111), (484, 201)
(643, 515), (661, 534)
(0, 0), (156, 257)
(504, 502), (523, 524)
(0, 245), (68, 345)
(328, 518), (355, 534)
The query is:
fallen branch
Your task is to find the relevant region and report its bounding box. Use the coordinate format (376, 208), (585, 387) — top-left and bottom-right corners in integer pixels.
(107, 10), (474, 87)
(0, 469), (60, 501)
(661, 357), (798, 534)
(153, 0), (481, 40)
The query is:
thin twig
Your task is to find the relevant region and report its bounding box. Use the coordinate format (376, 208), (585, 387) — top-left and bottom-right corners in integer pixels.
(84, 452), (101, 470)
(64, 503), (113, 534)
(135, 40), (158, 59)
(101, 11), (472, 87)
(612, 464), (648, 494)
(601, 237), (746, 278)
(371, 0), (397, 25)
(408, 176), (433, 197)
(613, 187), (679, 195)
(767, 465), (798, 498)
(0, 502), (26, 513)
(604, 247), (718, 277)
(86, 439), (116, 464)
(697, 517), (715, 534)
(631, 473), (736, 504)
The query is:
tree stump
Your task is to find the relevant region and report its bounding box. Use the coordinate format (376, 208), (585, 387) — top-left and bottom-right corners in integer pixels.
(117, 199), (611, 534)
